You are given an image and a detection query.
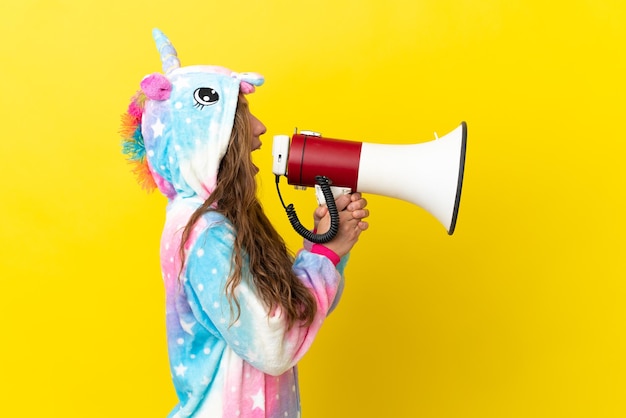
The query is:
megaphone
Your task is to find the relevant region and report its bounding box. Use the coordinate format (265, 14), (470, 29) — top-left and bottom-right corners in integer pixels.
(272, 122), (467, 243)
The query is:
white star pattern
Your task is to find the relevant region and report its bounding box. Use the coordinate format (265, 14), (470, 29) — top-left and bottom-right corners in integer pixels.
(174, 363), (188, 377)
(251, 388), (265, 411)
(152, 118), (165, 137)
(180, 319), (196, 335)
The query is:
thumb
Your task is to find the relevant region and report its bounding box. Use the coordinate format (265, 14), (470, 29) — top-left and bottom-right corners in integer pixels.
(315, 205), (328, 220)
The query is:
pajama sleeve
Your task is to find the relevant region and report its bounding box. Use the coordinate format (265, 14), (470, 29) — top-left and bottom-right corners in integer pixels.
(182, 219), (346, 376)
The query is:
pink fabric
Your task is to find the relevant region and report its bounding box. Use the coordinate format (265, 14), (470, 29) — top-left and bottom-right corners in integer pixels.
(140, 73), (172, 100)
(239, 81), (256, 94)
(310, 244), (341, 266)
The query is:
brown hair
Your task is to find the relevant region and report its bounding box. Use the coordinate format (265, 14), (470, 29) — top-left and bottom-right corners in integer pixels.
(179, 96), (317, 329)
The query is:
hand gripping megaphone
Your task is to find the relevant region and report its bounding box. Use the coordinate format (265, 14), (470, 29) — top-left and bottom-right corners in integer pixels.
(272, 122), (467, 243)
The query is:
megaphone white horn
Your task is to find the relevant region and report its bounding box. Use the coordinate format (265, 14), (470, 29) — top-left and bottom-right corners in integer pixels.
(272, 122), (467, 238)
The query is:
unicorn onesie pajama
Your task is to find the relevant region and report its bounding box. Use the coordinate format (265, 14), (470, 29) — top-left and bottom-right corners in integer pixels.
(121, 29), (348, 418)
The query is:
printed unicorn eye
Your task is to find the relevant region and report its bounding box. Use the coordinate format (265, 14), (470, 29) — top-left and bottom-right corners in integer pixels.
(193, 87), (220, 109)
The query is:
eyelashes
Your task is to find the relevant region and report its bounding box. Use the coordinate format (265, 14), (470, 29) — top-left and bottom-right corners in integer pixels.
(193, 87), (220, 109)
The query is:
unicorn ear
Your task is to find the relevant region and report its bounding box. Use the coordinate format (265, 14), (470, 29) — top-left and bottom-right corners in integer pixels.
(235, 72), (265, 94)
(140, 73), (172, 100)
(238, 72), (265, 87)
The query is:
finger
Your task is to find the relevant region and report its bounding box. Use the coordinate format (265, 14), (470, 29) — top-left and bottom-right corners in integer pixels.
(334, 194), (352, 211)
(351, 209), (369, 220)
(347, 197), (368, 212)
(314, 205), (328, 219)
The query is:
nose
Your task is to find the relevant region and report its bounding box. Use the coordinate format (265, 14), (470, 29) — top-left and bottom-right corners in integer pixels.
(251, 114), (266, 137)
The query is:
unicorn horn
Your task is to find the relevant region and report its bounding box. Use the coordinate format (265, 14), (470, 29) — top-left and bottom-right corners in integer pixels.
(152, 28), (180, 74)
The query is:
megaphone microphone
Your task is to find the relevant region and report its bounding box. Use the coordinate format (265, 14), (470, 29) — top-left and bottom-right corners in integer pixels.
(272, 122), (467, 243)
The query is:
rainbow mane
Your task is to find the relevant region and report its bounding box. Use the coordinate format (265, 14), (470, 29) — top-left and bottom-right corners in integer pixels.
(120, 91), (157, 192)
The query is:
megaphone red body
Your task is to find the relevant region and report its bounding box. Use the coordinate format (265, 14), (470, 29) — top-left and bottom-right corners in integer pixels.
(272, 122), (467, 236)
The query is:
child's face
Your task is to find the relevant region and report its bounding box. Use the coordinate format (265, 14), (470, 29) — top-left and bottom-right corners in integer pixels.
(244, 98), (266, 174)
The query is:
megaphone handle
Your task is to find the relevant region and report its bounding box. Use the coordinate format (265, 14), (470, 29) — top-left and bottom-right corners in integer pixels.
(315, 185), (352, 206)
(284, 176), (340, 244)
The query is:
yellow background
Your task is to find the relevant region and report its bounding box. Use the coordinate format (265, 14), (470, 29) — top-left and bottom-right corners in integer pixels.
(1, 1), (624, 417)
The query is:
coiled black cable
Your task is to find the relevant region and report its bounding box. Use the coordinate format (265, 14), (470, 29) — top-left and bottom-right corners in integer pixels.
(275, 175), (340, 244)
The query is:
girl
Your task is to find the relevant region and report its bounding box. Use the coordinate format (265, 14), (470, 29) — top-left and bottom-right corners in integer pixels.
(122, 29), (369, 418)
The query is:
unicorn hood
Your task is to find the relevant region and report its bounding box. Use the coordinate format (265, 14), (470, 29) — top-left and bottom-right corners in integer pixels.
(121, 28), (264, 200)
